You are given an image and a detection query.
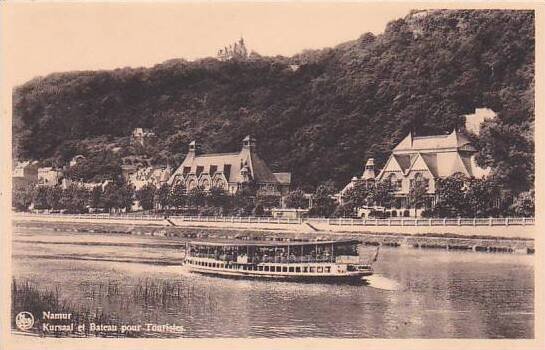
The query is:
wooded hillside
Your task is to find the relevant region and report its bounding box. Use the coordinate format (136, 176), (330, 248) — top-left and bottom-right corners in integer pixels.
(12, 10), (534, 193)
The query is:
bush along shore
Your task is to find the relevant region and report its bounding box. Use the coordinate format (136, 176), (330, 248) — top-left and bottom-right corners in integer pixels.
(13, 219), (534, 255)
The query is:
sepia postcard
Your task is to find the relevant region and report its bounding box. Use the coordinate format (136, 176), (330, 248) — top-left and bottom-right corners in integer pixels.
(0, 1), (543, 349)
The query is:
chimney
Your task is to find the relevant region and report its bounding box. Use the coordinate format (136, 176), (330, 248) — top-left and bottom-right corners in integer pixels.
(188, 140), (202, 157)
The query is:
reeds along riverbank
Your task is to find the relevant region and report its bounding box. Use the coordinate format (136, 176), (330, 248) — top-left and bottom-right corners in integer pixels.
(11, 279), (194, 338)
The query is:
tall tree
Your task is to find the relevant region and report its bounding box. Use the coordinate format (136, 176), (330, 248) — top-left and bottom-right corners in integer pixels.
(136, 184), (157, 211)
(464, 177), (501, 217)
(207, 186), (229, 209)
(46, 186), (63, 210)
(408, 179), (428, 218)
(367, 181), (394, 208)
(309, 185), (337, 218)
(156, 183), (171, 210)
(33, 186), (50, 210)
(434, 174), (467, 217)
(510, 190), (534, 217)
(187, 186), (206, 210)
(89, 186), (103, 209)
(61, 184), (89, 213)
(284, 189), (308, 209)
(12, 182), (36, 211)
(169, 183), (187, 210)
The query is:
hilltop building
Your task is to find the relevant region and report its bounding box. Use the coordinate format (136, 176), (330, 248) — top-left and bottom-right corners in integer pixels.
(340, 129), (490, 217)
(169, 136), (291, 195)
(131, 128), (155, 147)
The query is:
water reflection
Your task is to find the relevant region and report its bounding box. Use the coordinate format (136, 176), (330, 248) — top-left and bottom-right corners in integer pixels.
(12, 231), (534, 338)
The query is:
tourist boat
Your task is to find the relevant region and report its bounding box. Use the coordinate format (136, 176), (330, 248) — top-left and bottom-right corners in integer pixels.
(184, 239), (378, 282)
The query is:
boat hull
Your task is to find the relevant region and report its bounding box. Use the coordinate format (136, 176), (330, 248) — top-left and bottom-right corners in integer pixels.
(184, 265), (372, 284)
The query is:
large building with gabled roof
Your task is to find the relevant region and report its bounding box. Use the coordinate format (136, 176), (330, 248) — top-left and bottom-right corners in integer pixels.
(168, 136), (291, 195)
(340, 129), (490, 216)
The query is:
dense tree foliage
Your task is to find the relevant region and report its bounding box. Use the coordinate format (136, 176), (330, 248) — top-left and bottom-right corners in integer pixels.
(12, 10), (534, 195)
(12, 181), (37, 211)
(135, 184), (157, 211)
(101, 182), (135, 212)
(510, 190), (535, 217)
(61, 184), (89, 213)
(284, 189), (308, 209)
(408, 180), (428, 218)
(64, 150), (122, 182)
(309, 185), (337, 218)
(168, 183), (187, 210)
(431, 174), (521, 217)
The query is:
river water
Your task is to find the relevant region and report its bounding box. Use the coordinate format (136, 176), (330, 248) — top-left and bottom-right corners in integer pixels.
(12, 228), (534, 338)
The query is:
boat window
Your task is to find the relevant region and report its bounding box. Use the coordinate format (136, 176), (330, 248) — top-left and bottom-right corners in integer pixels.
(258, 266), (263, 271)
(325, 266), (331, 273)
(289, 267), (295, 273)
(264, 266), (269, 272)
(310, 267), (316, 273)
(295, 267), (301, 273)
(282, 266), (288, 272)
(276, 266), (282, 272)
(303, 267), (308, 273)
(242, 265), (247, 271)
(317, 267), (323, 273)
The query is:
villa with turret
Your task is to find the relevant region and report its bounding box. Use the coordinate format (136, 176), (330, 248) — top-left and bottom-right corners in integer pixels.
(340, 129), (490, 217)
(169, 136), (291, 196)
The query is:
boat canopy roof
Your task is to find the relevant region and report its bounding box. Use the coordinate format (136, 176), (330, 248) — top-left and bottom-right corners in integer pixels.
(187, 239), (361, 248)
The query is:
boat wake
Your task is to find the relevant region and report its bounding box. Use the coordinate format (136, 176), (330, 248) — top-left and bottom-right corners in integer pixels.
(364, 274), (402, 291)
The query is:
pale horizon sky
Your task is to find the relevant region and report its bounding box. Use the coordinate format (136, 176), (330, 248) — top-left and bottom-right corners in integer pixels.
(2, 3), (415, 86)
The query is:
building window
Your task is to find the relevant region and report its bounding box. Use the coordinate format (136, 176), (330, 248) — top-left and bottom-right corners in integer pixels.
(388, 174), (401, 191)
(223, 164), (232, 181)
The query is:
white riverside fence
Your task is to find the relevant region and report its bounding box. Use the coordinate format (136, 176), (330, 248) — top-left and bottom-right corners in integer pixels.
(322, 217), (534, 227)
(13, 212), (164, 221)
(13, 212), (535, 226)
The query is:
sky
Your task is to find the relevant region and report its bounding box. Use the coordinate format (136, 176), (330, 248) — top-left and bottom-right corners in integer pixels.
(2, 2), (414, 86)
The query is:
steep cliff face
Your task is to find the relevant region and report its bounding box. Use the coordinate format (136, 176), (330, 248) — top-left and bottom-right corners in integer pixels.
(12, 10), (534, 191)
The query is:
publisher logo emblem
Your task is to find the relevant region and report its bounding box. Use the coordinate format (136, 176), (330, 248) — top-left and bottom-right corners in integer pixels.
(15, 312), (34, 331)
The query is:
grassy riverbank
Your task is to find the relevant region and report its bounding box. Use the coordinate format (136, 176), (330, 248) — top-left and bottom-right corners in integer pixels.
(12, 278), (191, 338)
